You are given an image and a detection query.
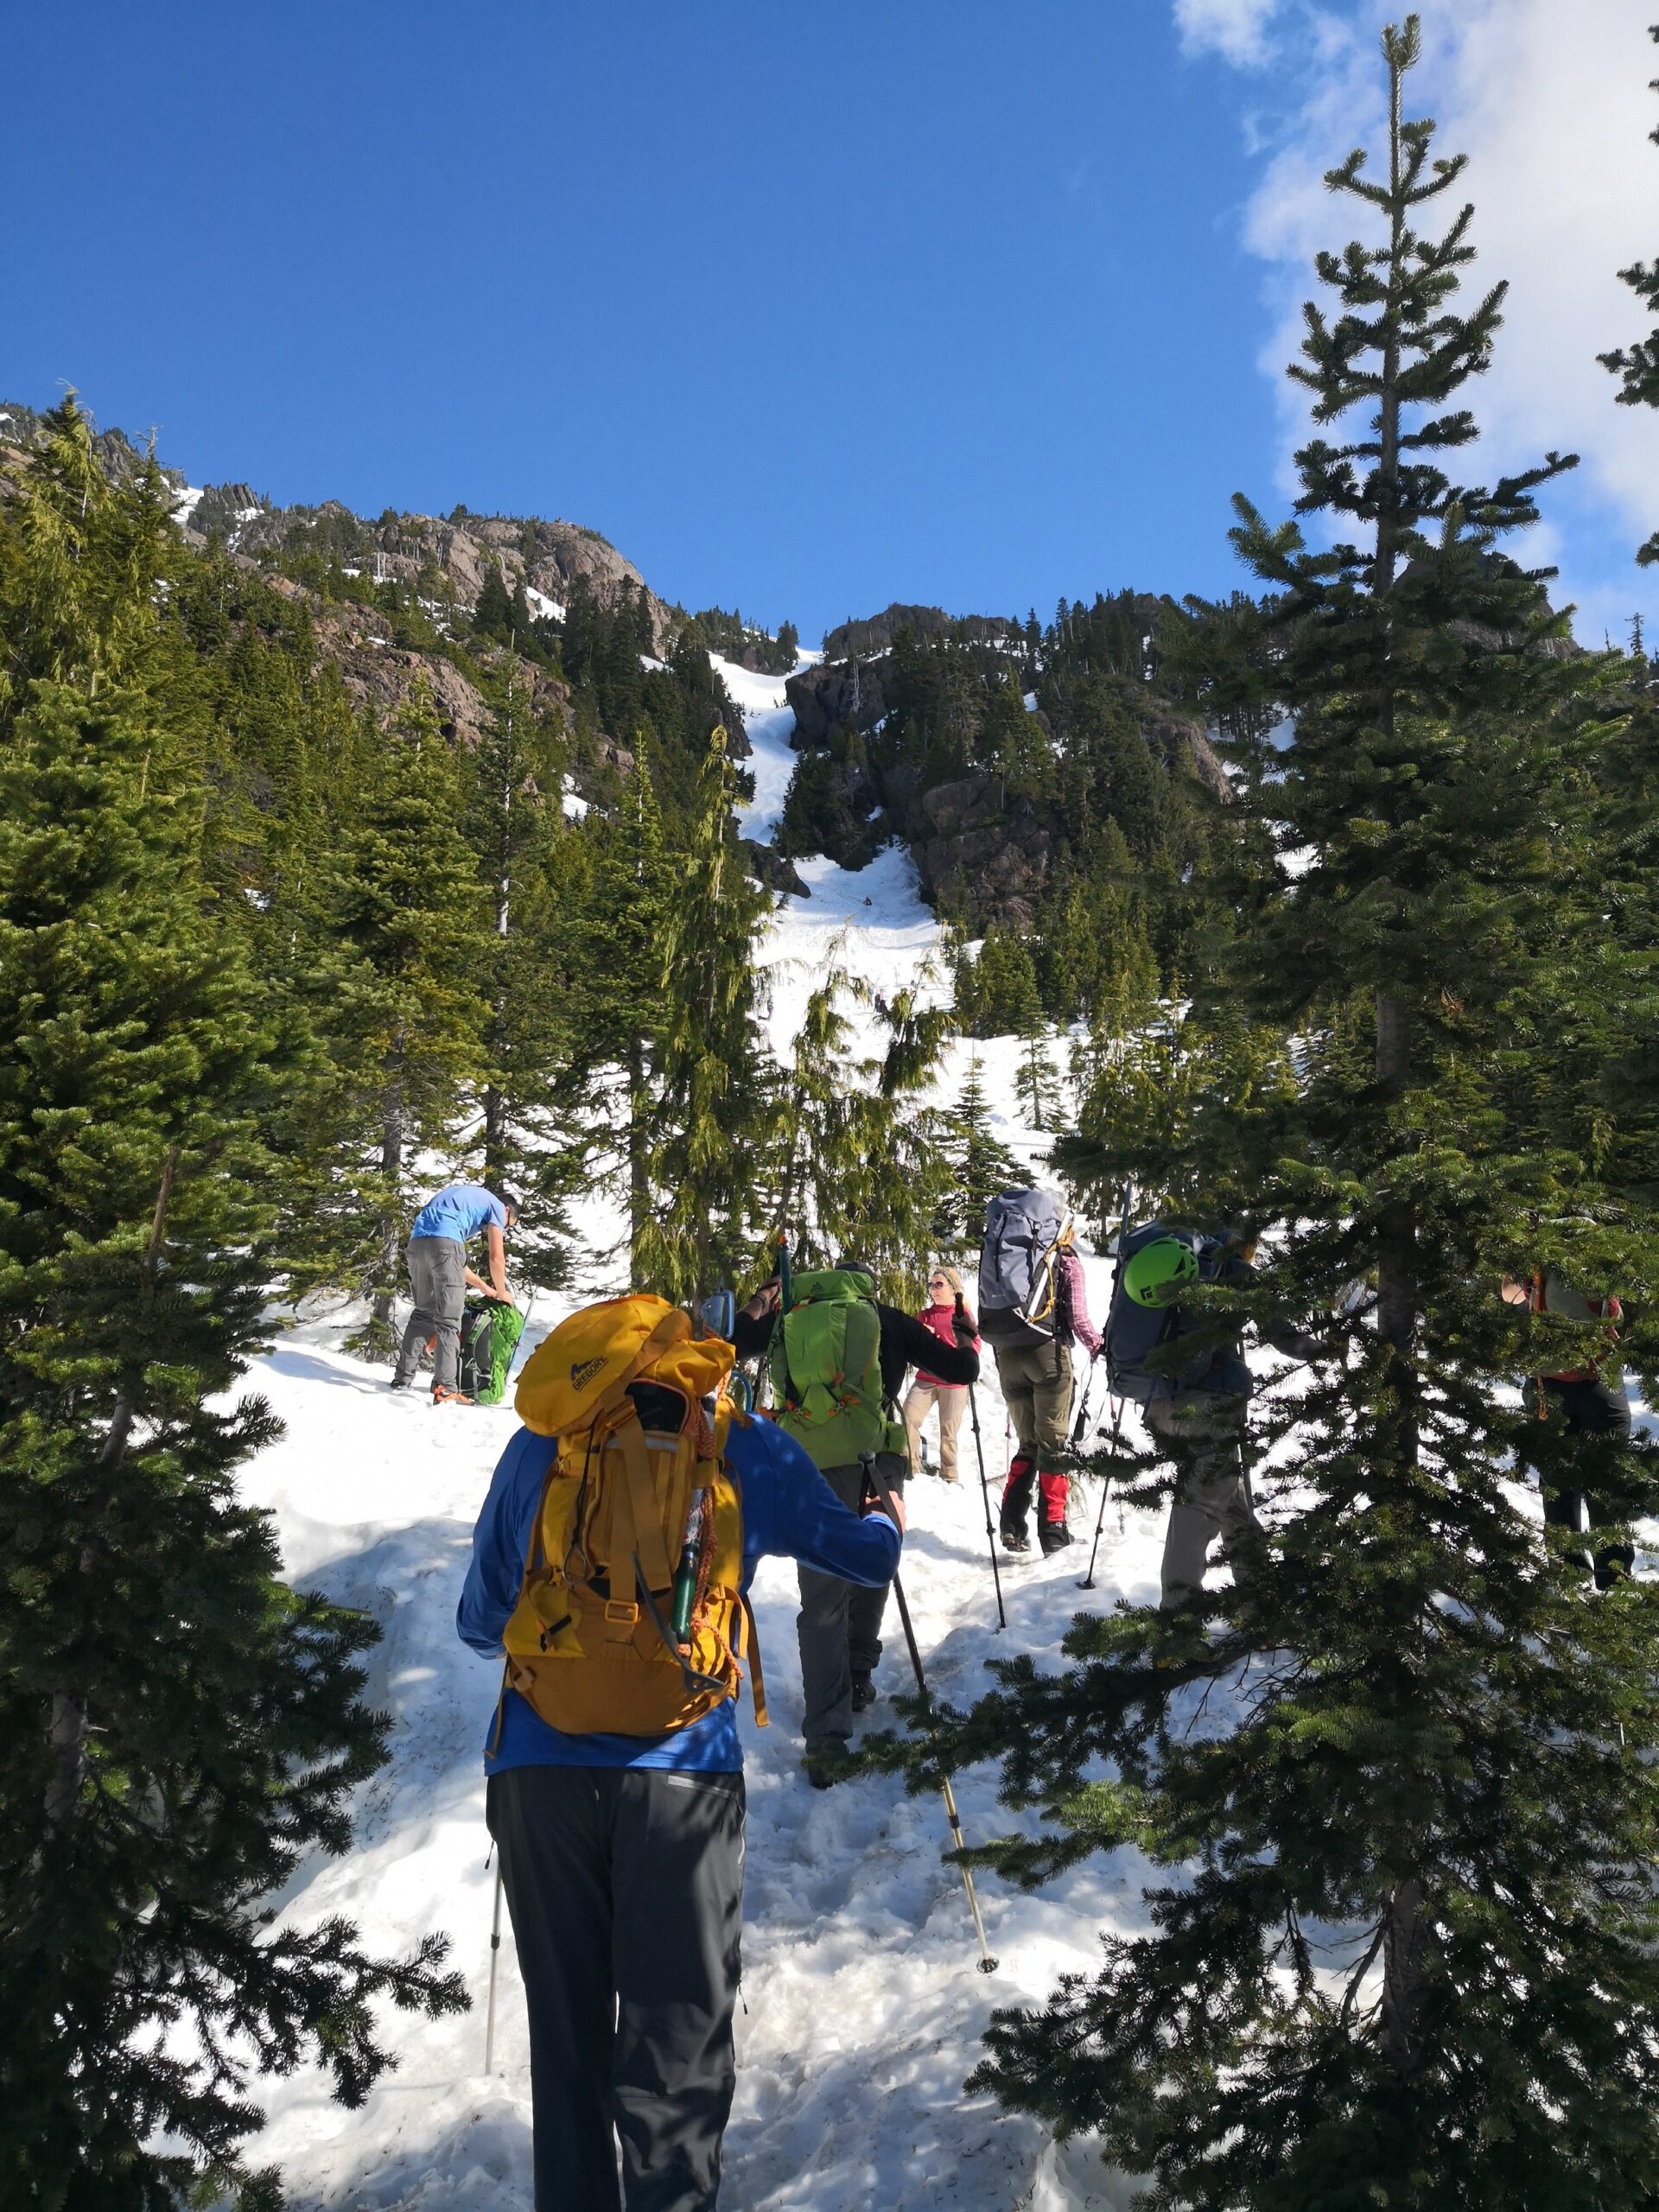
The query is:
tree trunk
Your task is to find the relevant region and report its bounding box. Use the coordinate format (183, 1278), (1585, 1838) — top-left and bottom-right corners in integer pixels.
(627, 1037), (649, 1273)
(483, 1081), (509, 1187)
(1380, 1876), (1425, 2069)
(1376, 990), (1425, 2060)
(1375, 992), (1417, 1354)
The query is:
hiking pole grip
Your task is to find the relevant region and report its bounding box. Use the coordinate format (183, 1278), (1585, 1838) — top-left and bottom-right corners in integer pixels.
(859, 1453), (999, 1974)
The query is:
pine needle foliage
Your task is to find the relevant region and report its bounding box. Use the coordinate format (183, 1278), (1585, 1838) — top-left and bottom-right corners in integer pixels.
(636, 727), (771, 1304)
(0, 398), (466, 2209)
(1598, 24), (1659, 564)
(875, 28), (1659, 2207)
(934, 1049), (1025, 1256)
(299, 679), (490, 1349)
(764, 963), (952, 1304)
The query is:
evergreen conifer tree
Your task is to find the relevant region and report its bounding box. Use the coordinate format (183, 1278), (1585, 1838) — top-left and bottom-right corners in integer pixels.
(637, 728), (771, 1302)
(569, 756), (676, 1272)
(935, 1050), (1025, 1254)
(963, 926), (1046, 1039)
(301, 681), (489, 1350)
(464, 669), (579, 1285)
(886, 28), (1659, 2206)
(766, 969), (951, 1300)
(0, 399), (463, 2207)
(473, 562), (513, 639)
(1599, 23), (1659, 564)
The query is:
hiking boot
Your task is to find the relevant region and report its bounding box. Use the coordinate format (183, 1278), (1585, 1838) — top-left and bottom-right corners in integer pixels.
(1039, 1518), (1075, 1555)
(804, 1738), (856, 1789)
(432, 1384), (474, 1407)
(850, 1669), (877, 1715)
(1000, 1518), (1030, 1554)
(389, 1376), (412, 1392)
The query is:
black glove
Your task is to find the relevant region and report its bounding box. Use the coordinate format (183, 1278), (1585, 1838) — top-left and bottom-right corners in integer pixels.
(952, 1292), (976, 1342)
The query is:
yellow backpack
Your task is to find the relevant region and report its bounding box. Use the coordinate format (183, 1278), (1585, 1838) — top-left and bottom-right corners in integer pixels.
(499, 1294), (766, 1738)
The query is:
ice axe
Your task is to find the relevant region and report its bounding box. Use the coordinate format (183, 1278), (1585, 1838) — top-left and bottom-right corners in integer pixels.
(860, 1452), (999, 1974)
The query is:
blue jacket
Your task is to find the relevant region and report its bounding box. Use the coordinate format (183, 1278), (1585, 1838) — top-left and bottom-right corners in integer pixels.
(457, 1410), (901, 1773)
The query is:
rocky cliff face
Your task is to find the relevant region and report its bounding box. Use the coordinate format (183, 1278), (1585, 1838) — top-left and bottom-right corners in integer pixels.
(0, 400), (696, 760)
(180, 494), (680, 657)
(784, 640), (1232, 931)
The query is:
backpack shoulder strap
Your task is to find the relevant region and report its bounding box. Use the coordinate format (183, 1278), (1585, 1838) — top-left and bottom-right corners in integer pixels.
(611, 1414), (676, 1593)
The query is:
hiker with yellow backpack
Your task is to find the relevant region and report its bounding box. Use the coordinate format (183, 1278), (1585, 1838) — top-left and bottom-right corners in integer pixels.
(733, 1257), (978, 1787)
(456, 1293), (904, 2212)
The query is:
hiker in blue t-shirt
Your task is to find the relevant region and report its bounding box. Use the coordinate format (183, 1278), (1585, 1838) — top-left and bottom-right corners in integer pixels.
(457, 1401), (903, 2212)
(391, 1180), (518, 1400)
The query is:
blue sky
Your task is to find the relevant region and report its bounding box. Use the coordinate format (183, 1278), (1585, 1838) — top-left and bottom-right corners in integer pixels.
(4, 1), (1652, 647)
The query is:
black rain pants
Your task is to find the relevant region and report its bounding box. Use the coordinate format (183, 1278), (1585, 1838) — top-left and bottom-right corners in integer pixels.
(486, 1764), (746, 2212)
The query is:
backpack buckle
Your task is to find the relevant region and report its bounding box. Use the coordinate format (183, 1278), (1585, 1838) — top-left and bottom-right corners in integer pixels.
(602, 1599), (640, 1642)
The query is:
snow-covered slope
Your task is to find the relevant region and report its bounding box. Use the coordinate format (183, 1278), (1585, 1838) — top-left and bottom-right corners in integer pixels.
(231, 654), (1157, 2209)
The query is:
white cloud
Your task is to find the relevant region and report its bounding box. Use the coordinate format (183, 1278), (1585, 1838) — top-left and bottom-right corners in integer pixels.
(1189, 0), (1659, 636)
(1174, 0), (1284, 68)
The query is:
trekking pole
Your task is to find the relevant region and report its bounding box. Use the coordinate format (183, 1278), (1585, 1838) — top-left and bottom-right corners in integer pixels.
(483, 1859), (505, 2073)
(1078, 1372), (1128, 1592)
(1079, 1182), (1135, 1592)
(860, 1452), (999, 1974)
(965, 1384), (1007, 1632)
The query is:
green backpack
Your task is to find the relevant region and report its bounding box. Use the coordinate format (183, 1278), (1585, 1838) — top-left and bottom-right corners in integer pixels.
(769, 1269), (904, 1471)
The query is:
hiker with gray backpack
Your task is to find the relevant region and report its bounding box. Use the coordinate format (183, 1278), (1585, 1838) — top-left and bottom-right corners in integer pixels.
(978, 1191), (1102, 1555)
(1105, 1221), (1324, 1606)
(733, 1260), (978, 1786)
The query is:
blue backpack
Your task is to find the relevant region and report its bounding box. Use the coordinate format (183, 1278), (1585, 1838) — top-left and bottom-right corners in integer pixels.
(1103, 1223), (1228, 1403)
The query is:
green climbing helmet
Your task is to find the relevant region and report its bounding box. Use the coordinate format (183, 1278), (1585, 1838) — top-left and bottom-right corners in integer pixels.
(1122, 1234), (1199, 1308)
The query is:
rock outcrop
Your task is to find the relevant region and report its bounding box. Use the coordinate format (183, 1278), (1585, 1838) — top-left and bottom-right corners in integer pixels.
(906, 774), (1053, 935)
(742, 839), (810, 899)
(785, 656), (897, 744)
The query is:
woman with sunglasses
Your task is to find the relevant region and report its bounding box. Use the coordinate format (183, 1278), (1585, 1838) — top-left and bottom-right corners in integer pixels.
(903, 1263), (981, 1483)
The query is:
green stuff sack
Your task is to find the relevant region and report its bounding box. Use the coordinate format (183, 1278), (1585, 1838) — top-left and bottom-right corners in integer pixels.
(460, 1299), (527, 1404)
(769, 1268), (898, 1470)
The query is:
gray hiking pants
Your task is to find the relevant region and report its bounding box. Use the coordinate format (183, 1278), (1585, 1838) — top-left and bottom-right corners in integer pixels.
(488, 1764), (745, 2212)
(393, 1234), (467, 1390)
(797, 1452), (906, 1747)
(1149, 1390), (1258, 1607)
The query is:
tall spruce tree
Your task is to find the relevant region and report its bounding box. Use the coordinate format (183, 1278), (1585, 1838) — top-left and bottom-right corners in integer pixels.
(299, 680), (489, 1350)
(935, 1049), (1025, 1255)
(636, 727), (771, 1303)
(569, 756), (677, 1275)
(885, 26), (1659, 2207)
(1599, 22), (1659, 564)
(766, 966), (952, 1300)
(464, 668), (579, 1286)
(0, 398), (463, 2208)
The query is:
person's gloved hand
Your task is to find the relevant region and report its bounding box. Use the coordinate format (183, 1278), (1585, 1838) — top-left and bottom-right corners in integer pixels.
(860, 1482), (906, 1535)
(952, 1292), (976, 1342)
